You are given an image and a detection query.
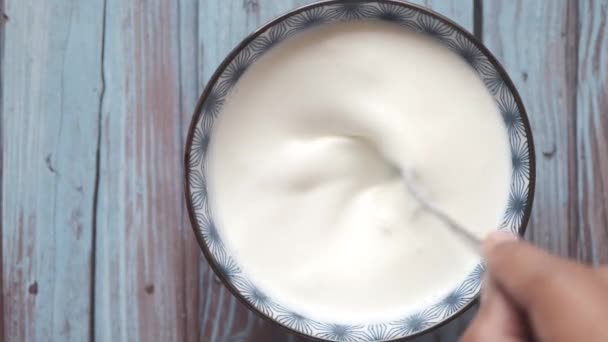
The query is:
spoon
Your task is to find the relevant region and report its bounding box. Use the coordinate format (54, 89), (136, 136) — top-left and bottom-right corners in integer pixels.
(401, 169), (482, 253)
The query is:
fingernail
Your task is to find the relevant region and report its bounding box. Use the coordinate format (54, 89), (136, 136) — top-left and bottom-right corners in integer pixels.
(483, 230), (519, 256)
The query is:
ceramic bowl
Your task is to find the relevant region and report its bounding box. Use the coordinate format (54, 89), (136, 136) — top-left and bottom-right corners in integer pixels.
(184, 1), (535, 340)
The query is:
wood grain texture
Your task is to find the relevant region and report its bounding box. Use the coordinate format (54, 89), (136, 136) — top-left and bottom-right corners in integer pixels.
(196, 1), (474, 341)
(0, 0), (6, 339)
(179, 0), (205, 341)
(483, 0), (576, 256)
(575, 0), (608, 264)
(1, 0), (104, 340)
(409, 0), (473, 32)
(93, 0), (199, 341)
(483, 0), (608, 264)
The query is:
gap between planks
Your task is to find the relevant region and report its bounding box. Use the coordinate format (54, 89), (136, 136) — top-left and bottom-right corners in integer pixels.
(565, 0), (581, 260)
(89, 0), (108, 341)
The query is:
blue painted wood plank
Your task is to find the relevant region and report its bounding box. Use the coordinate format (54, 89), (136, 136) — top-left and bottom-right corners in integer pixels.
(178, 0), (203, 342)
(1, 0), (104, 340)
(196, 1), (473, 341)
(93, 0), (199, 341)
(178, 0), (204, 341)
(483, 0), (576, 255)
(575, 0), (608, 264)
(409, 0), (474, 32)
(0, 0), (6, 338)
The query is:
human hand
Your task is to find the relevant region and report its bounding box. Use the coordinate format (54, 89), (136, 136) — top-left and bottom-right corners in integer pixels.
(461, 231), (608, 342)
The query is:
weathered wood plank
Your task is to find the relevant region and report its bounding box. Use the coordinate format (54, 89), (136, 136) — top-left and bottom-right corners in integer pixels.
(1, 0), (104, 340)
(483, 0), (576, 256)
(575, 0), (608, 264)
(410, 0), (474, 32)
(0, 0), (6, 338)
(196, 1), (474, 341)
(93, 0), (199, 341)
(178, 0), (204, 341)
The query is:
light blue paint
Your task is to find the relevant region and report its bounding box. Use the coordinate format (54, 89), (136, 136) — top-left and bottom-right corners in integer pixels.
(93, 0), (196, 341)
(1, 0), (104, 341)
(575, 0), (608, 263)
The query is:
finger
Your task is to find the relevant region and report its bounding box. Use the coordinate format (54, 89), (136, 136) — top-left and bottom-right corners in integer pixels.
(482, 231), (608, 342)
(482, 231), (577, 312)
(461, 276), (525, 342)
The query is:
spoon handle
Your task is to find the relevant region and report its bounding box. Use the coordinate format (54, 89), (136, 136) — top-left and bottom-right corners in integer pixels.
(402, 170), (482, 252)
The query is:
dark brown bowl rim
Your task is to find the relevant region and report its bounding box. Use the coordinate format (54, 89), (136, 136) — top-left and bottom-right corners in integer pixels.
(183, 0), (536, 340)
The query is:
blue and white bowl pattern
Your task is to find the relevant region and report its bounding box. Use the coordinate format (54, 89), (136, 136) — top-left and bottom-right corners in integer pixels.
(186, 1), (533, 341)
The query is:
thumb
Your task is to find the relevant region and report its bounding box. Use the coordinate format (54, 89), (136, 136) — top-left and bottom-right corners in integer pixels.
(461, 275), (528, 342)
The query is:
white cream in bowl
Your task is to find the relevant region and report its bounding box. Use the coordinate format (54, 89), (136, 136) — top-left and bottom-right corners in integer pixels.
(207, 21), (511, 323)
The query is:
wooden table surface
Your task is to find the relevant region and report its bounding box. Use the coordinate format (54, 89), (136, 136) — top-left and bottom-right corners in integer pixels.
(1, 0), (607, 341)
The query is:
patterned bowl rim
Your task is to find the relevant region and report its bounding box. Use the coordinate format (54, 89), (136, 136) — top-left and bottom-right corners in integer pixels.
(184, 0), (536, 340)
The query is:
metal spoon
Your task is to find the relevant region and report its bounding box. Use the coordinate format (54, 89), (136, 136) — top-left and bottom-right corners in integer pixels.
(402, 169), (482, 252)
